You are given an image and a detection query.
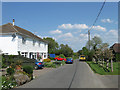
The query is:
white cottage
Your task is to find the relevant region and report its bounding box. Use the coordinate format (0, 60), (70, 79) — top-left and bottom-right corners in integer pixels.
(0, 21), (48, 60)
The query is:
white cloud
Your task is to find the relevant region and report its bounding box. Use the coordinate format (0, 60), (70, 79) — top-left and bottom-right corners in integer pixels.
(107, 29), (118, 36)
(64, 33), (73, 37)
(50, 29), (62, 34)
(58, 24), (88, 30)
(57, 32), (73, 38)
(93, 34), (100, 37)
(92, 25), (106, 31)
(101, 19), (113, 23)
(79, 33), (88, 40)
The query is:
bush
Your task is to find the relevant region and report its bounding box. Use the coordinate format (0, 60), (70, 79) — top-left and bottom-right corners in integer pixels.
(43, 58), (51, 62)
(115, 53), (120, 62)
(7, 68), (15, 75)
(23, 66), (33, 74)
(59, 54), (66, 58)
(87, 50), (95, 61)
(2, 76), (17, 90)
(49, 57), (55, 60)
(2, 64), (7, 68)
(44, 62), (56, 68)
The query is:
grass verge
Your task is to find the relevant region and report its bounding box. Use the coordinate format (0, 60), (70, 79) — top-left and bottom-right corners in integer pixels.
(86, 61), (120, 75)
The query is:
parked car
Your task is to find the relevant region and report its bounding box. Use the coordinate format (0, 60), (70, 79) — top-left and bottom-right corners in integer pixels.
(66, 58), (73, 64)
(34, 59), (44, 70)
(54, 57), (66, 61)
(79, 55), (86, 61)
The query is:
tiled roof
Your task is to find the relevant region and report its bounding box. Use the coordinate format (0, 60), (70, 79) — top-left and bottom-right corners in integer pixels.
(110, 43), (120, 53)
(0, 23), (47, 43)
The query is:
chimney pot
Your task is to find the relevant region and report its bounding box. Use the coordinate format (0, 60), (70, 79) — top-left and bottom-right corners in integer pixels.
(13, 19), (15, 26)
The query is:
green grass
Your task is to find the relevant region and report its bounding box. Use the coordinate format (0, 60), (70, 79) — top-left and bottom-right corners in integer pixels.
(86, 61), (120, 75)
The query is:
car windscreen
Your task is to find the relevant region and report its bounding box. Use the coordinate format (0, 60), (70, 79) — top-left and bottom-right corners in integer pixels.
(67, 58), (72, 60)
(81, 56), (85, 57)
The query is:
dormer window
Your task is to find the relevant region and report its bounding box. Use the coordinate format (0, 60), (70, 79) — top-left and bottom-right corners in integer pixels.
(22, 37), (26, 44)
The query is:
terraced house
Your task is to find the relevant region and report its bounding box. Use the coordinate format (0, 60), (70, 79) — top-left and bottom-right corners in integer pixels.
(0, 20), (48, 59)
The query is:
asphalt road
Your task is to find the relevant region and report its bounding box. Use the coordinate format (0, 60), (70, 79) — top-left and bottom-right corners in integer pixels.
(18, 59), (118, 88)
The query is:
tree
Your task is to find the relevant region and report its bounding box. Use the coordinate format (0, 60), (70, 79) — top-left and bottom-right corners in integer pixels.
(77, 50), (82, 56)
(82, 47), (89, 59)
(43, 37), (59, 54)
(59, 44), (73, 57)
(86, 36), (102, 51)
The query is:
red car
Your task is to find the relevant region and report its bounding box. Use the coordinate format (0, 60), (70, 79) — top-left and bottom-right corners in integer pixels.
(54, 57), (66, 61)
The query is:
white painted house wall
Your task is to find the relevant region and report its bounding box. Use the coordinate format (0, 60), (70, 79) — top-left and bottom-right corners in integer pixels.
(17, 35), (48, 59)
(0, 35), (18, 55)
(0, 34), (48, 60)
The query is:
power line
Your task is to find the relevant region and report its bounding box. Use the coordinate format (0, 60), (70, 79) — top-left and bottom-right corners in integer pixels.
(88, 0), (107, 50)
(89, 0), (107, 31)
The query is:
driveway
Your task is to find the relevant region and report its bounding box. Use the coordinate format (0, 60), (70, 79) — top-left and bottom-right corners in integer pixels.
(18, 59), (118, 88)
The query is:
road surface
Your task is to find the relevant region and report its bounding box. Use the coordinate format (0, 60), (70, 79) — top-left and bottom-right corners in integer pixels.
(18, 59), (118, 88)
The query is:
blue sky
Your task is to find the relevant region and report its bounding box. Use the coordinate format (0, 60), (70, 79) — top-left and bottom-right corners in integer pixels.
(2, 2), (118, 52)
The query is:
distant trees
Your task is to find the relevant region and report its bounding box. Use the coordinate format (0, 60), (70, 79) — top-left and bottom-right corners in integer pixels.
(43, 37), (73, 57)
(43, 37), (59, 54)
(58, 44), (73, 57)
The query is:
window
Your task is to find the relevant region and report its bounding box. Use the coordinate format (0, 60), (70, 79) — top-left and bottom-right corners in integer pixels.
(21, 52), (28, 57)
(22, 37), (26, 44)
(33, 40), (36, 46)
(44, 53), (47, 58)
(39, 42), (41, 47)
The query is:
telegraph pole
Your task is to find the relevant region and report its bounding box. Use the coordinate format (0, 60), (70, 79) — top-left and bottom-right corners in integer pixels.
(88, 30), (90, 51)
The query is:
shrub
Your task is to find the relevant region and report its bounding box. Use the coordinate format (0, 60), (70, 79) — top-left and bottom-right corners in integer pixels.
(7, 68), (15, 75)
(2, 64), (7, 68)
(23, 66), (33, 74)
(49, 57), (55, 60)
(115, 53), (120, 62)
(2, 76), (17, 90)
(59, 54), (65, 58)
(44, 62), (56, 68)
(43, 58), (51, 62)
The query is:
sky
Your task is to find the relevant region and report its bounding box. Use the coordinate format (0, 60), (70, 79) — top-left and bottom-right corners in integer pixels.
(2, 2), (118, 52)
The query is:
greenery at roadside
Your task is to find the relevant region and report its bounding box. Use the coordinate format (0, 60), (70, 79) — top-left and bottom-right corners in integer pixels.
(44, 61), (65, 68)
(86, 61), (120, 75)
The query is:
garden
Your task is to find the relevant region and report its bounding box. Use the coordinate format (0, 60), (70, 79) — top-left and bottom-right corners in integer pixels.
(0, 53), (70, 90)
(1, 54), (35, 90)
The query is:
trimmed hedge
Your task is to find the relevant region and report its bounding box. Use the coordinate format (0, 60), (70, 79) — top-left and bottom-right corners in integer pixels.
(115, 53), (120, 61)
(2, 55), (35, 68)
(23, 65), (33, 74)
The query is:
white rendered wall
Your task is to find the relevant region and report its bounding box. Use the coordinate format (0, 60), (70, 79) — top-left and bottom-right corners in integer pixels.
(0, 35), (18, 55)
(17, 35), (48, 59)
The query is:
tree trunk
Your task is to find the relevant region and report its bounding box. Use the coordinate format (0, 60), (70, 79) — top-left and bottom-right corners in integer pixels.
(106, 60), (109, 69)
(103, 58), (104, 67)
(111, 59), (113, 72)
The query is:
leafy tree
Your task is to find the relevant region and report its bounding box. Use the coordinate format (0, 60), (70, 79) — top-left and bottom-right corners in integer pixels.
(59, 44), (73, 57)
(77, 50), (82, 56)
(59, 54), (65, 58)
(86, 36), (102, 51)
(43, 37), (59, 54)
(82, 47), (89, 58)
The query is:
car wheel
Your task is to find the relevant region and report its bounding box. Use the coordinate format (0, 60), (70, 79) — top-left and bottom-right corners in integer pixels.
(34, 65), (38, 70)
